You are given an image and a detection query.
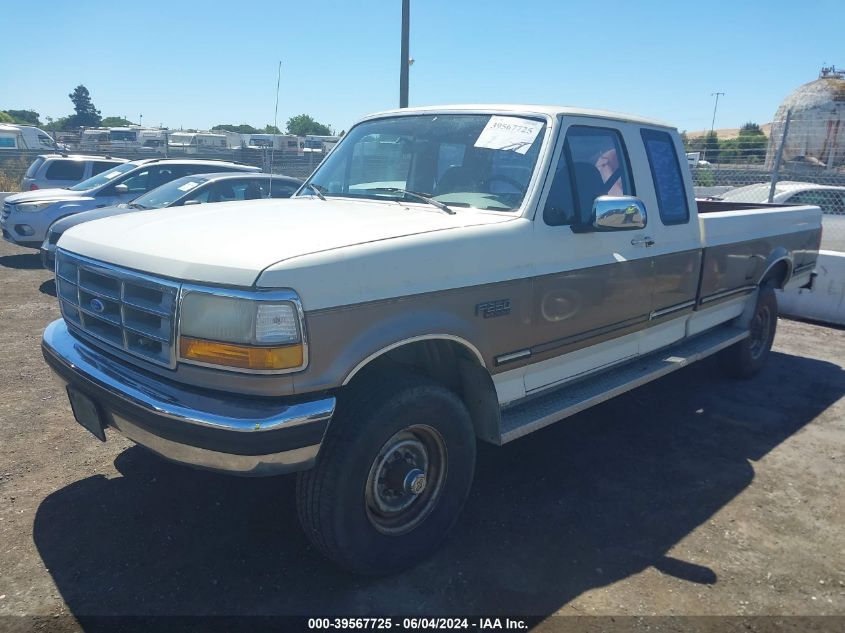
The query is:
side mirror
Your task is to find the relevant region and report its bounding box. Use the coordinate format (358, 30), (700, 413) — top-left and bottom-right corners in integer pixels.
(114, 184), (129, 194)
(591, 196), (647, 231)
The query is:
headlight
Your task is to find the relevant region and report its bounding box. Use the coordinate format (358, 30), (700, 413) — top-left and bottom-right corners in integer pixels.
(178, 290), (306, 372)
(16, 201), (55, 213)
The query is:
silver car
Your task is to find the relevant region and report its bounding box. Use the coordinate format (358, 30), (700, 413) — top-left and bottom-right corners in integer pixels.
(41, 172), (302, 268)
(2, 158), (260, 248)
(20, 154), (128, 191)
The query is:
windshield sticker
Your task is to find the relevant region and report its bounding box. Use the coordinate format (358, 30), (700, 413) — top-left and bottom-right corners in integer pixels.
(103, 171), (121, 179)
(474, 116), (543, 154)
(177, 181), (199, 192)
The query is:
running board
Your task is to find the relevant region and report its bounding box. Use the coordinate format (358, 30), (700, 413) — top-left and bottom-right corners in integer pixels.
(498, 325), (749, 444)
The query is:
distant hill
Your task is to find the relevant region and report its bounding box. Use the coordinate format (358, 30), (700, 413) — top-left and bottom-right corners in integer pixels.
(686, 123), (772, 139)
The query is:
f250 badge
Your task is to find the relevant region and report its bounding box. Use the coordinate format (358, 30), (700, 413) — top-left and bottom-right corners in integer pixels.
(475, 299), (511, 319)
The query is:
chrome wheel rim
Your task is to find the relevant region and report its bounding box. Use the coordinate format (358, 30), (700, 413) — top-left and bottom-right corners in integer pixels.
(749, 304), (772, 360)
(365, 425), (447, 535)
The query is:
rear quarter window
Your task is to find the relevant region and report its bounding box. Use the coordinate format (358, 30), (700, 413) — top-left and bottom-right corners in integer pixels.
(45, 160), (86, 181)
(641, 128), (689, 225)
(25, 157), (46, 178)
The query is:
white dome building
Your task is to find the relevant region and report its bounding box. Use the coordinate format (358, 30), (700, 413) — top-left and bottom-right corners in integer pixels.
(766, 67), (845, 169)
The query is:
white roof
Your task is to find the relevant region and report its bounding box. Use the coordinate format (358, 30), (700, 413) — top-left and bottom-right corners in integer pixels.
(363, 104), (675, 129)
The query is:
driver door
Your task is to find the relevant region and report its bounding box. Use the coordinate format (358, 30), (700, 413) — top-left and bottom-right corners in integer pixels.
(523, 122), (655, 394)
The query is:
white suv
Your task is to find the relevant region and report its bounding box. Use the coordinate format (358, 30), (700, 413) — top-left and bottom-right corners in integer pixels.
(21, 154), (129, 191)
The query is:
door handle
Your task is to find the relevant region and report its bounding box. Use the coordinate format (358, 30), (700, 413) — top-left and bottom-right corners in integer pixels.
(631, 236), (655, 247)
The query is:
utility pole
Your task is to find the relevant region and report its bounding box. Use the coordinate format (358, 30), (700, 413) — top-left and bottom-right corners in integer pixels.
(707, 92), (724, 162)
(139, 113), (143, 128)
(709, 92), (725, 134)
(399, 0), (410, 108)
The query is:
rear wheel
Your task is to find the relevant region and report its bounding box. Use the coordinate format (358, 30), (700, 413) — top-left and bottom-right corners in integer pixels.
(296, 372), (476, 575)
(718, 284), (778, 379)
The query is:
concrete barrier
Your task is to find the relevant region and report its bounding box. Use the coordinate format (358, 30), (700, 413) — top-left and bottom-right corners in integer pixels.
(778, 250), (845, 326)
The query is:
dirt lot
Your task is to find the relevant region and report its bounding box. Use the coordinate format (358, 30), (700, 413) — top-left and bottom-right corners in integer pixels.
(0, 238), (843, 627)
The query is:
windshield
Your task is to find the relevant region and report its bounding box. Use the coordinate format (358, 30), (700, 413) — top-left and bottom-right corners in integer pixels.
(719, 184), (776, 202)
(130, 175), (209, 209)
(69, 162), (136, 191)
(302, 113), (547, 212)
(169, 133), (195, 145)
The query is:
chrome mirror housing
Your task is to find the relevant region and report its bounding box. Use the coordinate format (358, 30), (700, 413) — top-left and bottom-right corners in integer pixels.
(591, 196), (647, 231)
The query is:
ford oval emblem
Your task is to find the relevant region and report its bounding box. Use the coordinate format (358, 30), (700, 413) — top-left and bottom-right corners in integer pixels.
(89, 298), (106, 313)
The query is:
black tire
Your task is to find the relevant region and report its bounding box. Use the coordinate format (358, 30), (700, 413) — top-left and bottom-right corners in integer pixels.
(296, 371), (476, 575)
(717, 284), (778, 379)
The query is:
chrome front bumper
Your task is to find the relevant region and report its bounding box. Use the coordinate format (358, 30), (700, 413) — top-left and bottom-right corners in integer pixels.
(42, 319), (336, 476)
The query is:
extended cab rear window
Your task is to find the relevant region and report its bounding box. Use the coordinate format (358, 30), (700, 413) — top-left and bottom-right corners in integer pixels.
(641, 129), (689, 225)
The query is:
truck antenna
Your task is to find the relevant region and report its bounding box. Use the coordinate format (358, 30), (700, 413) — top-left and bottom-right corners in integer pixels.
(269, 61), (282, 196)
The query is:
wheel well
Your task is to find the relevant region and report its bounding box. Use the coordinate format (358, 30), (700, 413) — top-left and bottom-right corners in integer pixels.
(346, 339), (501, 443)
(761, 259), (790, 289)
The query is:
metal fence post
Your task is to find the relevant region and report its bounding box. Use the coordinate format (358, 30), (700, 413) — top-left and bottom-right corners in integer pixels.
(768, 109), (792, 203)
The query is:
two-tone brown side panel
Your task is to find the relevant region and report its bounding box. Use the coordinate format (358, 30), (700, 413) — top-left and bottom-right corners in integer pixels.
(649, 248), (702, 321)
(291, 277), (535, 394)
(523, 257), (653, 366)
(699, 229), (820, 306)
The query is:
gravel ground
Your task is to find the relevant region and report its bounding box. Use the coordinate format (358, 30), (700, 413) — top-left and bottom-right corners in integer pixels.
(0, 238), (843, 628)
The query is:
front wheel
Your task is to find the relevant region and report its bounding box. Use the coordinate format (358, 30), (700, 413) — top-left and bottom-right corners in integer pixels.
(296, 372), (476, 575)
(718, 285), (778, 379)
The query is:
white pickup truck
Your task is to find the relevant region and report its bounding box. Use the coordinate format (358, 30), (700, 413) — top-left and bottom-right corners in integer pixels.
(42, 105), (822, 575)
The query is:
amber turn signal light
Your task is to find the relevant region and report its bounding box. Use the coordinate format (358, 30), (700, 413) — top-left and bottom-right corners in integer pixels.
(179, 337), (304, 371)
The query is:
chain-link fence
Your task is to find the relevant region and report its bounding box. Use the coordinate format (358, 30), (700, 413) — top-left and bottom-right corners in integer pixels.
(688, 110), (845, 253)
(0, 144), (325, 191)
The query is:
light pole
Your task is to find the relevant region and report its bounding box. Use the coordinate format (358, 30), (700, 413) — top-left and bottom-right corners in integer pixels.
(139, 113), (143, 128)
(399, 0), (410, 108)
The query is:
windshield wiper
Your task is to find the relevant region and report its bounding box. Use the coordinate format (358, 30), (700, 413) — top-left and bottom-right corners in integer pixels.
(128, 203), (147, 210)
(370, 188), (455, 215)
(303, 182), (327, 201)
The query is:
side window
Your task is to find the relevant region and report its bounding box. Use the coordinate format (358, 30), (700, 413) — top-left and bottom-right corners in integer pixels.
(641, 128), (690, 225)
(544, 126), (634, 226)
(91, 161), (119, 176)
(118, 169), (151, 194)
(268, 180), (299, 198)
(45, 160), (85, 181)
(205, 181), (250, 203)
(790, 190), (845, 215)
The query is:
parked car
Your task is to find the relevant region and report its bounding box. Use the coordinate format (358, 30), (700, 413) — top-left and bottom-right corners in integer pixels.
(718, 181), (845, 214)
(718, 181), (845, 251)
(21, 154), (128, 191)
(1, 158), (260, 248)
(42, 105), (821, 575)
(41, 173), (302, 268)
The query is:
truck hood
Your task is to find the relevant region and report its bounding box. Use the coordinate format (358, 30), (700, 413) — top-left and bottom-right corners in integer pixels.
(6, 188), (91, 204)
(58, 197), (514, 287)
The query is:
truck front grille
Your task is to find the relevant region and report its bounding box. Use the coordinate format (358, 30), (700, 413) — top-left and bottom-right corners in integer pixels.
(55, 250), (180, 368)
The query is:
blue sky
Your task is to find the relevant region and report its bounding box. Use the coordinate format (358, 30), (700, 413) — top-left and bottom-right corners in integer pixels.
(0, 0), (841, 134)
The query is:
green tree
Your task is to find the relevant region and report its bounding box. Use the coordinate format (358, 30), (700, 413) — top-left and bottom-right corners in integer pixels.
(263, 124), (281, 134)
(0, 111), (14, 123)
(43, 116), (70, 131)
(286, 114), (331, 136)
(5, 109), (41, 125)
(100, 116), (133, 127)
(721, 122), (767, 164)
(212, 123), (260, 134)
(66, 85), (101, 128)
